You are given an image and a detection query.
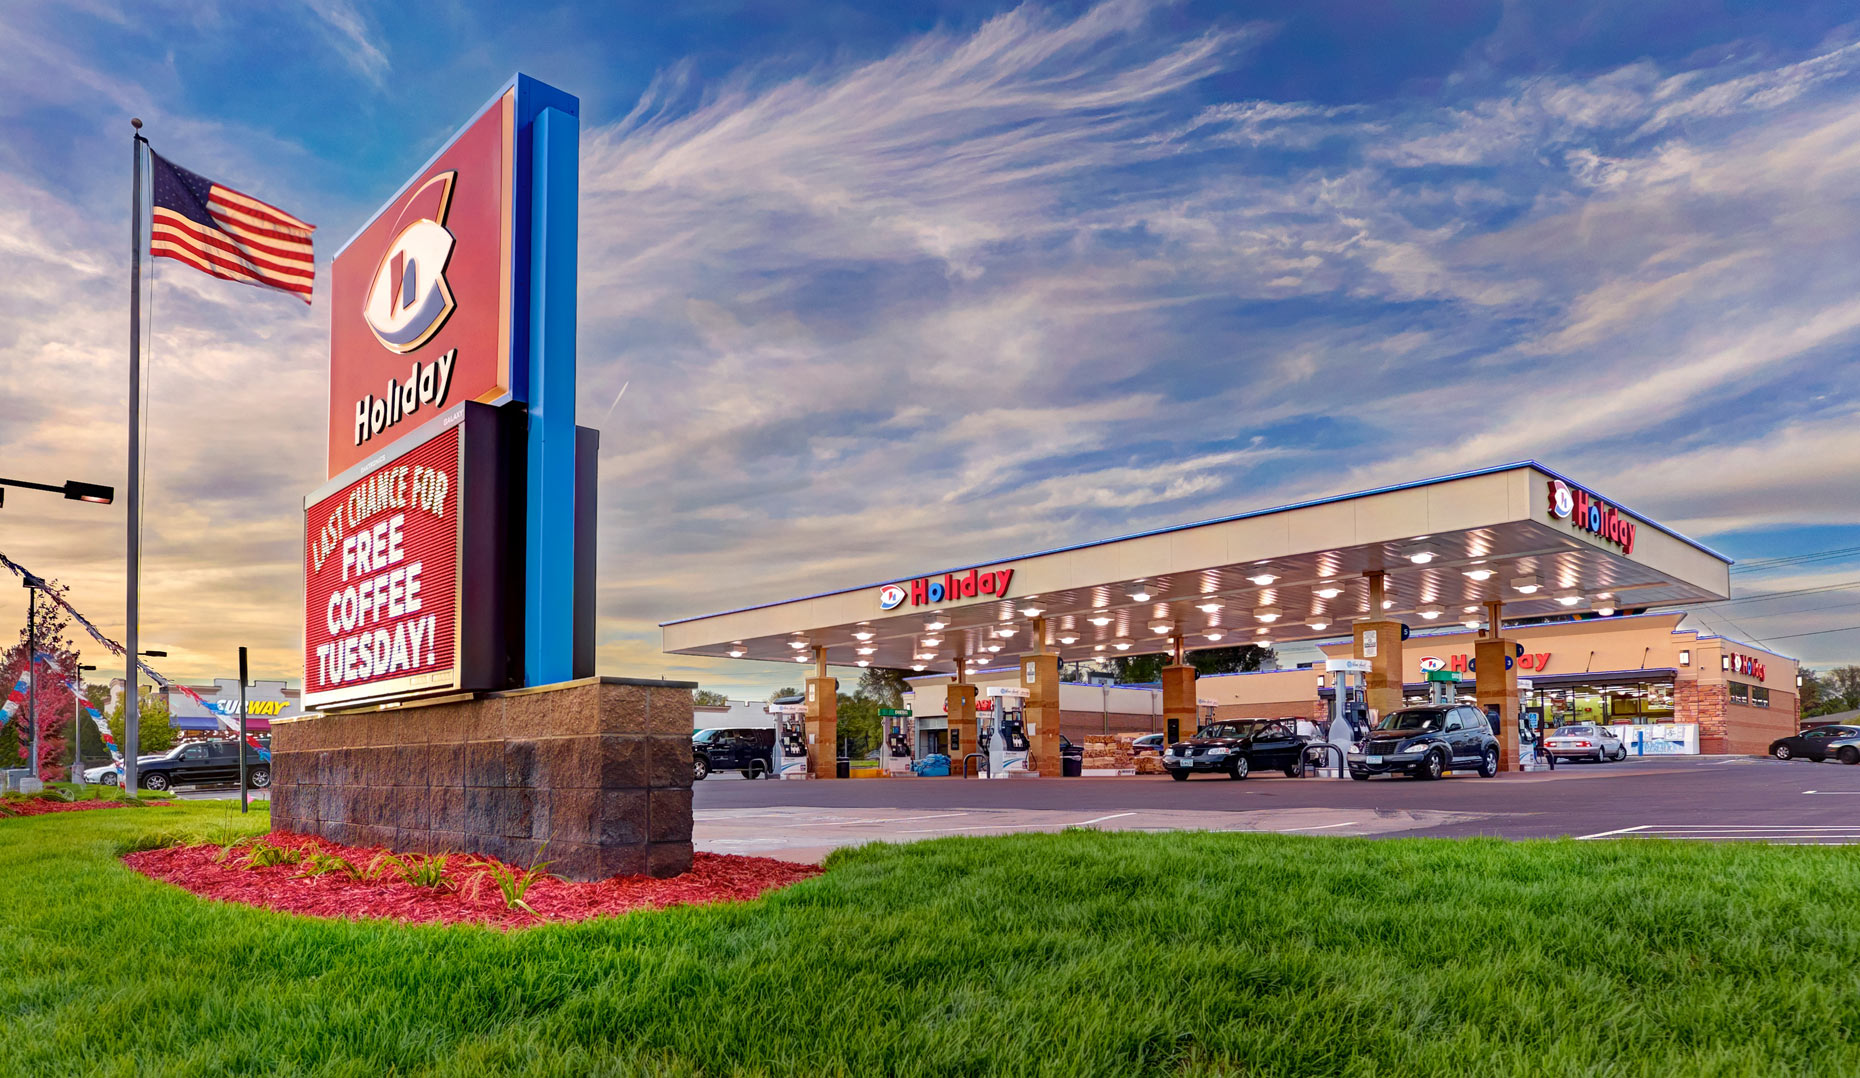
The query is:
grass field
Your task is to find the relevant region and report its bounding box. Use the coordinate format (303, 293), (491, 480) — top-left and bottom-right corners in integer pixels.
(4, 801), (1859, 1076)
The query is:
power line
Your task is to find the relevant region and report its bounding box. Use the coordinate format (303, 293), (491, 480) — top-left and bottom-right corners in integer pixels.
(1698, 579), (1860, 606)
(1733, 545), (1860, 573)
(1761, 624), (1860, 642)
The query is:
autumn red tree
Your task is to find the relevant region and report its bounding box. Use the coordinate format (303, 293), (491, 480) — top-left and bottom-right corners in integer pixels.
(0, 580), (79, 780)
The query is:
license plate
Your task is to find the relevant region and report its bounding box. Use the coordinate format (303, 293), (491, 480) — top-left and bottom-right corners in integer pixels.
(1367, 755), (1383, 765)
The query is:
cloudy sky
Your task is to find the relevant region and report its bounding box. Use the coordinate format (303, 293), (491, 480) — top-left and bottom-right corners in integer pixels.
(2, 0), (1858, 698)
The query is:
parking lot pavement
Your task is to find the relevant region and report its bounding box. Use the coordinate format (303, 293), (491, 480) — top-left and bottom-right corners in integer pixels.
(695, 755), (1860, 858)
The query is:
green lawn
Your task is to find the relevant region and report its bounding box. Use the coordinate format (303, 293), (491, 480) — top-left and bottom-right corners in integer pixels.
(4, 801), (1858, 1076)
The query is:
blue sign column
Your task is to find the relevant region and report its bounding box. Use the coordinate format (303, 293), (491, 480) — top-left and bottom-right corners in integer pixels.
(524, 100), (580, 686)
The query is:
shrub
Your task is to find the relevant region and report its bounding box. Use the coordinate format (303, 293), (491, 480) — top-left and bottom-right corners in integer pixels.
(367, 851), (452, 890)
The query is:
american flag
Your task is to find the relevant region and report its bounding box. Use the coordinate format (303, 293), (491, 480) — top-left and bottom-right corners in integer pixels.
(148, 150), (316, 303)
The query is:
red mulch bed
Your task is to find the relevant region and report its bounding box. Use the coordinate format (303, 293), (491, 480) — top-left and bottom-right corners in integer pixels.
(124, 831), (822, 930)
(1, 799), (172, 818)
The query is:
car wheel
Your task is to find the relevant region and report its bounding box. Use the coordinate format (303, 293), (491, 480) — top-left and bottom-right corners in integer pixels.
(1417, 751), (1445, 781)
(1841, 747), (1860, 766)
(1478, 747), (1499, 778)
(1284, 754), (1304, 779)
(693, 756), (710, 781)
(742, 761), (767, 779)
(249, 767), (271, 789)
(1228, 756), (1249, 781)
(140, 771), (170, 792)
(1612, 746), (1627, 762)
(1773, 744), (1793, 760)
(1169, 770), (1190, 782)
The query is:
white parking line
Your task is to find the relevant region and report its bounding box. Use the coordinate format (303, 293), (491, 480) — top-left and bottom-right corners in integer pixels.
(896, 823), (1045, 833)
(1213, 820), (1361, 833)
(1802, 790), (1860, 795)
(786, 812), (972, 828)
(1575, 825), (1653, 839)
(1075, 811), (1137, 826)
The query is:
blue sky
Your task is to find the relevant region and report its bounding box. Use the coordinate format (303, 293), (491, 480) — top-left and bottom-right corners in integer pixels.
(2, 0), (1859, 696)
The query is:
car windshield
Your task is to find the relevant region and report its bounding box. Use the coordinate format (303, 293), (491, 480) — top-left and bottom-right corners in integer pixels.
(1194, 722), (1253, 739)
(692, 729), (719, 743)
(1375, 709), (1447, 732)
(1553, 726), (1597, 737)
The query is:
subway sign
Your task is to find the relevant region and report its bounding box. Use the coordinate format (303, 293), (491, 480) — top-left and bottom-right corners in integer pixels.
(1548, 478), (1637, 554)
(878, 567), (1016, 610)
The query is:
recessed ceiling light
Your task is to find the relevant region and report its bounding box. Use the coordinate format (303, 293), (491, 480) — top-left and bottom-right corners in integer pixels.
(916, 652), (936, 661)
(1127, 589), (1151, 603)
(1094, 644), (1106, 652)
(1512, 576), (1540, 594)
(1597, 604), (1616, 616)
(1409, 551), (1436, 565)
(995, 626), (1018, 637)
(1197, 600), (1224, 613)
(1019, 606), (1043, 618)
(1556, 593), (1581, 607)
(1205, 631), (1225, 641)
(1381, 599), (1394, 610)
(1113, 641), (1132, 651)
(1088, 615), (1112, 627)
(1256, 626), (1271, 634)
(793, 655), (807, 663)
(975, 656), (991, 664)
(851, 629), (875, 641)
(856, 646), (876, 655)
(1249, 573), (1277, 586)
(1150, 621), (1174, 634)
(986, 644), (1002, 653)
(1315, 586), (1342, 599)
(925, 617), (947, 631)
(1254, 606), (1282, 623)
(1462, 568), (1494, 582)
(912, 664), (926, 671)
(1596, 592), (1613, 600)
(1058, 634), (1078, 645)
(1419, 604), (1444, 620)
(1308, 619), (1329, 631)
(1462, 618), (1480, 628)
(921, 636), (941, 648)
(856, 660), (870, 667)
(727, 649), (745, 658)
(788, 641), (808, 650)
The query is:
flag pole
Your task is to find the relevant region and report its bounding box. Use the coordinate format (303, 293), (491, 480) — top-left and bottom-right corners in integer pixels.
(125, 118), (145, 794)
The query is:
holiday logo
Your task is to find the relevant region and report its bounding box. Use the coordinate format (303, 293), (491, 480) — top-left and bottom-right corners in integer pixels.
(1418, 656), (1446, 672)
(1547, 478), (1636, 554)
(877, 584), (907, 610)
(363, 172), (458, 353)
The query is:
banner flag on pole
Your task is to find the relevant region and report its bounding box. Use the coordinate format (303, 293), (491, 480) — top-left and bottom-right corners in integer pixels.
(148, 149), (316, 303)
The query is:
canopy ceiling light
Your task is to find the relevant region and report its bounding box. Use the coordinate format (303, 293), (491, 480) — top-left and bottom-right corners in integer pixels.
(1511, 576), (1541, 594)
(924, 617), (948, 631)
(1381, 599), (1395, 610)
(1307, 619), (1329, 631)
(916, 652), (936, 661)
(851, 629), (875, 641)
(1556, 592), (1581, 607)
(921, 636), (941, 648)
(912, 664), (927, 672)
(995, 626), (1018, 637)
(985, 644), (1002, 653)
(1254, 606), (1282, 623)
(1088, 615), (1113, 627)
(1094, 644), (1106, 651)
(1197, 600), (1224, 613)
(793, 655), (807, 663)
(1409, 551), (1437, 565)
(787, 640), (808, 650)
(1314, 586), (1342, 599)
(1150, 621), (1174, 635)
(1418, 604), (1444, 620)
(975, 656), (991, 664)
(1248, 573), (1277, 586)
(1113, 641), (1132, 651)
(1057, 633), (1078, 645)
(727, 648), (746, 658)
(1019, 606), (1043, 617)
(1597, 604), (1617, 617)
(1205, 631), (1225, 641)
(1462, 568), (1494, 581)
(856, 646), (876, 655)
(1127, 588), (1152, 603)
(1463, 617), (1481, 628)
(856, 660), (870, 668)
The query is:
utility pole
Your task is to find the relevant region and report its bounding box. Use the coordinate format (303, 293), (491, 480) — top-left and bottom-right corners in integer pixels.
(238, 646), (249, 814)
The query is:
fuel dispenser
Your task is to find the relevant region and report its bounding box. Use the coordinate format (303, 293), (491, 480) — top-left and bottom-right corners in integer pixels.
(879, 707), (913, 775)
(983, 687), (1033, 777)
(769, 703), (810, 779)
(1320, 658), (1371, 778)
(1425, 668), (1461, 705)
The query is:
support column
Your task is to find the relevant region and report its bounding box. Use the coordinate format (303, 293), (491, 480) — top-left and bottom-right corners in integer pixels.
(1161, 658), (1197, 744)
(945, 681), (977, 778)
(1022, 619), (1061, 776)
(1475, 637), (1520, 771)
(1353, 592), (1405, 725)
(805, 647), (837, 780)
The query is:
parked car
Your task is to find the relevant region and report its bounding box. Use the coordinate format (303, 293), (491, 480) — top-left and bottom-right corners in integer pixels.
(1162, 718), (1312, 781)
(1131, 733), (1166, 756)
(1349, 705), (1500, 780)
(1059, 734), (1082, 762)
(83, 762), (123, 785)
(136, 739), (271, 791)
(693, 727), (777, 780)
(1544, 724), (1627, 763)
(1769, 725), (1860, 763)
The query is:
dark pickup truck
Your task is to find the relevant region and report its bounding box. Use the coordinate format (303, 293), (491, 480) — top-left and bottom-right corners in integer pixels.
(693, 727), (777, 780)
(136, 739), (271, 791)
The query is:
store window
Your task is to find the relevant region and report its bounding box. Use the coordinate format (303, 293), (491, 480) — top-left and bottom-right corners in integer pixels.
(1729, 682), (1750, 705)
(1753, 686), (1770, 708)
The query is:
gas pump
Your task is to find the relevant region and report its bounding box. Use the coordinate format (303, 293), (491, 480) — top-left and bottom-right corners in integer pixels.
(1425, 668), (1461, 705)
(984, 687), (1033, 777)
(1322, 658), (1371, 778)
(769, 703), (809, 779)
(879, 707), (913, 775)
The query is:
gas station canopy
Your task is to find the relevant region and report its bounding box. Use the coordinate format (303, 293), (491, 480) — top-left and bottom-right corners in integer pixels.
(661, 463), (1732, 676)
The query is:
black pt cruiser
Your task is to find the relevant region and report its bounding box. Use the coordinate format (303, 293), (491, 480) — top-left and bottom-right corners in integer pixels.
(1349, 704), (1500, 781)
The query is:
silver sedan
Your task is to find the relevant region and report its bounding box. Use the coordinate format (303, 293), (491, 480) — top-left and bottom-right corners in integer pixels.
(1544, 724), (1627, 763)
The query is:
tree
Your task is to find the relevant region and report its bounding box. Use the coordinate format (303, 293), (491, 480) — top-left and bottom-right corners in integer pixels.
(108, 693), (177, 757)
(1799, 668), (1830, 716)
(1823, 665), (1860, 715)
(769, 687), (799, 702)
(836, 692), (879, 761)
(692, 689), (729, 707)
(0, 583), (77, 779)
(857, 667), (910, 709)
(1108, 644), (1275, 684)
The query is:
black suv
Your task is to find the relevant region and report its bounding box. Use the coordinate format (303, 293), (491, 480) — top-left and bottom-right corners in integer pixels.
(137, 739), (271, 791)
(693, 727), (777, 780)
(1163, 718), (1312, 781)
(1350, 705), (1499, 780)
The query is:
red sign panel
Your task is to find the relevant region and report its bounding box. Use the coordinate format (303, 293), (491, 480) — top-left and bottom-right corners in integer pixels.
(304, 423), (463, 708)
(326, 91), (515, 478)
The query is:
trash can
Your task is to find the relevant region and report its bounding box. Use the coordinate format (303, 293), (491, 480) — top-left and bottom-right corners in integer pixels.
(836, 757), (850, 779)
(1062, 755), (1081, 778)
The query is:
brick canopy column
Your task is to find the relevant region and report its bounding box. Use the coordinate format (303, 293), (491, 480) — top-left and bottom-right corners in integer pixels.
(805, 675), (838, 779)
(946, 682), (977, 777)
(1022, 651), (1061, 776)
(1475, 637), (1521, 771)
(1353, 620), (1406, 721)
(1161, 663), (1197, 744)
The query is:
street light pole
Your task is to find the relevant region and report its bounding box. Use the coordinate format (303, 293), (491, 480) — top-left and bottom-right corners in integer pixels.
(23, 575), (41, 785)
(238, 646), (249, 814)
(72, 665), (96, 785)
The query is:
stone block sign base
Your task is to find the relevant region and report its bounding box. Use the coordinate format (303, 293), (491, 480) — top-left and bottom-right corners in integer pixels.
(269, 677), (696, 881)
